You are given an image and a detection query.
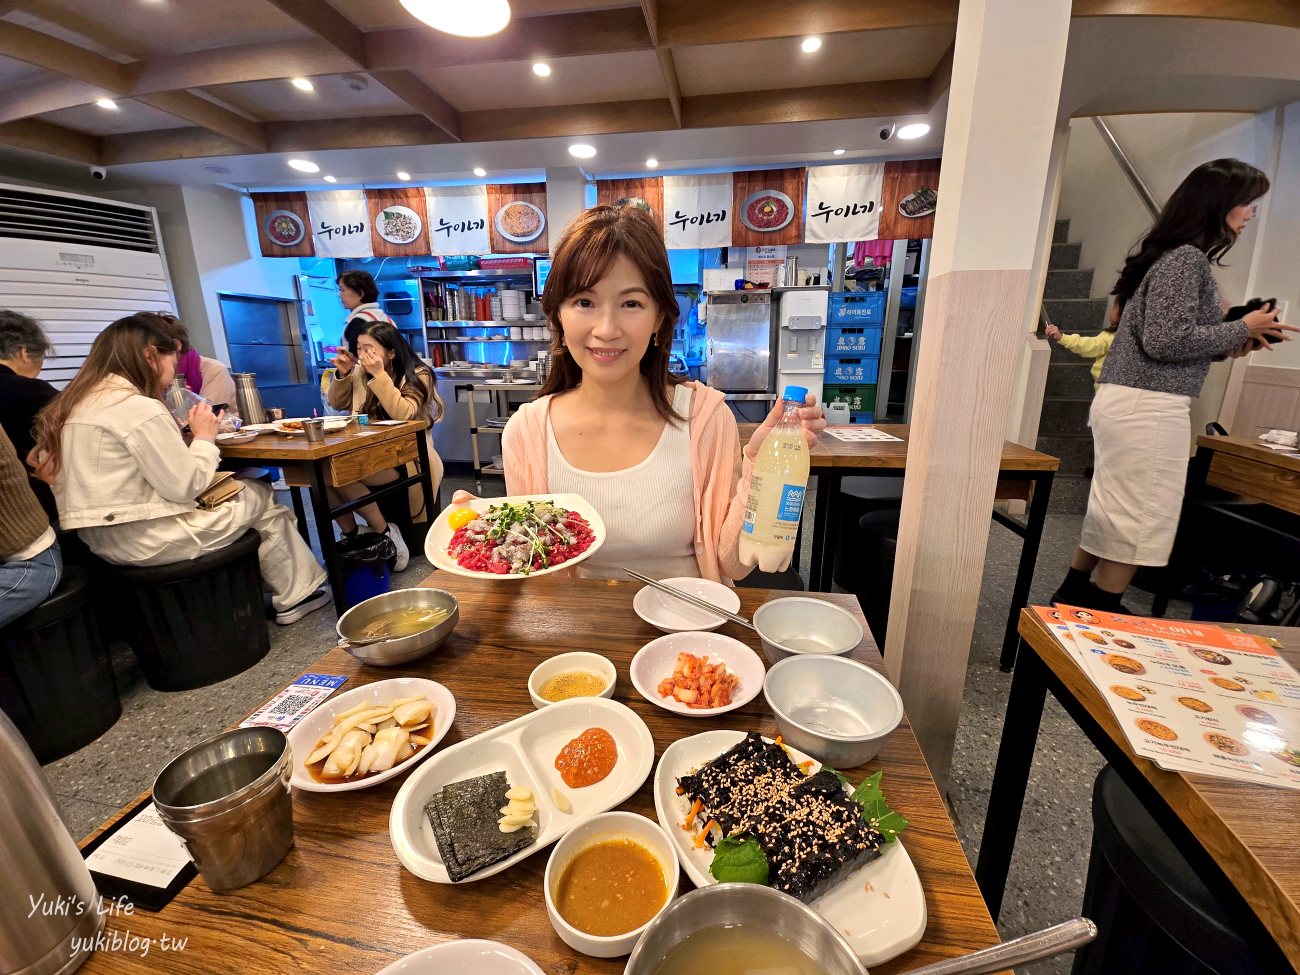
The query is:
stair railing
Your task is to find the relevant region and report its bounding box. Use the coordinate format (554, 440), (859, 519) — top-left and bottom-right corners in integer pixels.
(1092, 117), (1160, 218)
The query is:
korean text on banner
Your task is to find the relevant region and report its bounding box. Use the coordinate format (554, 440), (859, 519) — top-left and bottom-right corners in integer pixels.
(662, 173), (732, 249)
(307, 190), (373, 259)
(424, 185), (491, 255)
(805, 164), (886, 244)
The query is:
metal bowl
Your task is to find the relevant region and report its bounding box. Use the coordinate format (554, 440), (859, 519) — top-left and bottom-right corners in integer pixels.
(623, 883), (864, 975)
(762, 655), (903, 768)
(752, 596), (864, 666)
(335, 587), (459, 667)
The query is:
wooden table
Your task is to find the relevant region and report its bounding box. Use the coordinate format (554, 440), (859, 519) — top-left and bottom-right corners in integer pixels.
(220, 419), (435, 614)
(1193, 434), (1300, 517)
(741, 423), (1059, 669)
(975, 609), (1299, 971)
(79, 576), (1004, 975)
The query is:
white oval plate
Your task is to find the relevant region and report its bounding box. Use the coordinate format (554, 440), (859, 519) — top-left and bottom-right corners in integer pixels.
(630, 632), (764, 717)
(652, 730), (926, 967)
(494, 201), (546, 243)
(287, 678), (456, 793)
(377, 205), (423, 245)
(216, 431), (257, 445)
(633, 577), (741, 634)
(373, 940), (544, 975)
(423, 493), (606, 580)
(389, 696), (653, 883)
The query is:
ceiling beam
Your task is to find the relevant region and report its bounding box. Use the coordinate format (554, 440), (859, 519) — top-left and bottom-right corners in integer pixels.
(0, 118), (101, 164)
(365, 8), (651, 69)
(0, 77), (101, 125)
(682, 79), (931, 129)
(260, 0), (462, 141)
(137, 93), (268, 151)
(130, 38), (356, 93)
(926, 42), (956, 108)
(656, 0), (959, 47)
(461, 98), (677, 142)
(1071, 0), (1300, 29)
(639, 0), (682, 127)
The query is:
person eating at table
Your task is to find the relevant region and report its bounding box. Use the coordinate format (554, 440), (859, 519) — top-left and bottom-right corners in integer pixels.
(31, 313), (331, 625)
(490, 204), (825, 584)
(146, 311), (239, 413)
(326, 319), (445, 571)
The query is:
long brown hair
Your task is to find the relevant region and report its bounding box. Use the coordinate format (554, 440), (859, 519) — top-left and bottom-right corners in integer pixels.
(539, 205), (684, 421)
(358, 320), (443, 422)
(32, 314), (178, 481)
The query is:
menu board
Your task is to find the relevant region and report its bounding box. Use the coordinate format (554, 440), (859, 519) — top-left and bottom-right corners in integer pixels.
(1038, 606), (1300, 789)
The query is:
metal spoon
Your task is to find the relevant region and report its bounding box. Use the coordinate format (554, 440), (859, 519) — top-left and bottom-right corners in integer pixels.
(895, 918), (1097, 975)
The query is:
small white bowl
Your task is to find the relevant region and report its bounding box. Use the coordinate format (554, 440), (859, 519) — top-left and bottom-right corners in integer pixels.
(752, 596), (864, 666)
(633, 577), (741, 634)
(322, 415), (350, 432)
(630, 632), (764, 717)
(527, 652), (616, 710)
(544, 811), (679, 958)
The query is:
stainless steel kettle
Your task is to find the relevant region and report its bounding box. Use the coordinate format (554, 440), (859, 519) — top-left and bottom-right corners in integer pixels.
(231, 373), (265, 425)
(0, 710), (101, 974)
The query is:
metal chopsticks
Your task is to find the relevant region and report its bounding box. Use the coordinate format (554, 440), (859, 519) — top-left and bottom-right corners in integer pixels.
(623, 567), (754, 630)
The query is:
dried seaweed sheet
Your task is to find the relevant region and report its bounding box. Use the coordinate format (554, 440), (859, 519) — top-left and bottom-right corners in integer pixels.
(677, 733), (805, 838)
(424, 771), (535, 881)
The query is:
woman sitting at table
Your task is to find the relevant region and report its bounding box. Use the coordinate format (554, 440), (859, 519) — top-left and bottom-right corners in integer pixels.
(494, 204), (825, 584)
(326, 320), (444, 571)
(146, 312), (238, 413)
(31, 314), (331, 625)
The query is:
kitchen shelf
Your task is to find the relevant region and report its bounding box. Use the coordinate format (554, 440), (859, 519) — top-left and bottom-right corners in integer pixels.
(428, 338), (550, 344)
(426, 320), (544, 327)
(414, 268), (536, 281)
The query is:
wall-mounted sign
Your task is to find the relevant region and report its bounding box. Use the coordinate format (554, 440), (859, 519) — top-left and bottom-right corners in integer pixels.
(487, 183), (548, 254)
(307, 190), (372, 259)
(367, 187), (430, 256)
(804, 164), (886, 244)
(424, 185), (491, 255)
(662, 174), (732, 249)
(731, 168), (806, 247)
(878, 158), (942, 241)
(252, 192), (313, 258)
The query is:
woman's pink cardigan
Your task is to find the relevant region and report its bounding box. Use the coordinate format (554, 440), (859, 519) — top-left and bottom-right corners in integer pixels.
(500, 381), (755, 584)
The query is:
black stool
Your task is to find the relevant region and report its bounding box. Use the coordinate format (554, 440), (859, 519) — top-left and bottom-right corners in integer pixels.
(1073, 765), (1272, 975)
(857, 509), (901, 648)
(832, 476), (904, 592)
(0, 566), (121, 764)
(737, 568), (806, 591)
(101, 530), (270, 691)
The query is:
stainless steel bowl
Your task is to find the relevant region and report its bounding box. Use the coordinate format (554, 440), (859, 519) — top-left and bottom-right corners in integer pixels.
(623, 883), (864, 975)
(335, 587), (459, 667)
(762, 655), (903, 768)
(752, 596), (864, 666)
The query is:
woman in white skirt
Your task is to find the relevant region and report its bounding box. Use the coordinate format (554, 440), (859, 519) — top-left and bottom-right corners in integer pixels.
(1051, 158), (1295, 612)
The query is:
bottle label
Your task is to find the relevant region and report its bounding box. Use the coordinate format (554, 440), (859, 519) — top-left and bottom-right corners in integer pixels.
(742, 471), (806, 545)
(777, 484), (805, 523)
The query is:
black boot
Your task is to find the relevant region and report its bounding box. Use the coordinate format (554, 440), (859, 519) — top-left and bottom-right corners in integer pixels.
(1050, 567), (1093, 607)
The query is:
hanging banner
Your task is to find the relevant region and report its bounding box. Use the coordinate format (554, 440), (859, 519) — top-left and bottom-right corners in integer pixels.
(595, 177), (665, 233)
(252, 192), (314, 258)
(804, 164), (885, 244)
(487, 182), (549, 254)
(731, 167), (806, 248)
(367, 186), (430, 257)
(662, 174), (732, 249)
(424, 185), (491, 255)
(306, 190), (372, 259)
(878, 158), (942, 240)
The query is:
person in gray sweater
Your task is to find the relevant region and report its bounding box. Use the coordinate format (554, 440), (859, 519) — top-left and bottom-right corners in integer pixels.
(1052, 158), (1294, 612)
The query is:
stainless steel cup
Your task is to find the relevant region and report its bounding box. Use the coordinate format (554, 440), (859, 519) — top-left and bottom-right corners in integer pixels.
(302, 418), (325, 443)
(264, 407), (284, 423)
(152, 728), (294, 893)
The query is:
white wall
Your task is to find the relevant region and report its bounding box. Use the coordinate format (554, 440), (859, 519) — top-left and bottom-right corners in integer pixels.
(1244, 101), (1300, 370)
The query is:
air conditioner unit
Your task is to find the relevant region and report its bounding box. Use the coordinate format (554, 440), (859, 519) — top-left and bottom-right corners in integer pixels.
(0, 182), (175, 388)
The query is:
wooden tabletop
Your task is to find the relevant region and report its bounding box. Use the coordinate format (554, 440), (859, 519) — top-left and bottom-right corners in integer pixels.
(740, 423), (1059, 472)
(218, 418), (430, 462)
(1196, 434), (1300, 475)
(80, 576), (1002, 975)
(1018, 609), (1300, 968)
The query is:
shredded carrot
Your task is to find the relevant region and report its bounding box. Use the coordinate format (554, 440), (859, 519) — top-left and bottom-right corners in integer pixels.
(694, 820), (717, 848)
(798, 759), (814, 772)
(682, 798), (702, 832)
(774, 735), (784, 746)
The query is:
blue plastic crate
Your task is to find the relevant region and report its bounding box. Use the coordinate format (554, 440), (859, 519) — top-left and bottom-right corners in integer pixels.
(826, 324), (884, 355)
(828, 291), (885, 326)
(824, 355), (880, 385)
(849, 412), (875, 424)
(900, 286), (918, 309)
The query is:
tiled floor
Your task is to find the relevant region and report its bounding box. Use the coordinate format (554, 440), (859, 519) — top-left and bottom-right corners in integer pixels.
(41, 470), (1145, 972)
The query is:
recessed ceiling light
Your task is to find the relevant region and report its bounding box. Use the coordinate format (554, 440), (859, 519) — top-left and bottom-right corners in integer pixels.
(568, 143), (596, 159)
(832, 148), (846, 156)
(645, 158), (659, 169)
(96, 98), (118, 110)
(323, 175), (337, 183)
(399, 0), (510, 37)
(473, 167), (487, 177)
(287, 158), (319, 173)
(898, 122), (931, 140)
(291, 77), (314, 92)
(397, 171), (411, 181)
(801, 36), (822, 53)
(532, 62), (551, 77)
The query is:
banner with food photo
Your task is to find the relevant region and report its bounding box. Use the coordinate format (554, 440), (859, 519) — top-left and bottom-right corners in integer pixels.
(252, 192), (314, 258)
(878, 158), (941, 240)
(306, 189), (373, 259)
(424, 185), (491, 256)
(487, 183), (548, 255)
(661, 174), (732, 249)
(730, 168), (806, 248)
(367, 186), (430, 256)
(804, 164), (886, 244)
(595, 177), (664, 232)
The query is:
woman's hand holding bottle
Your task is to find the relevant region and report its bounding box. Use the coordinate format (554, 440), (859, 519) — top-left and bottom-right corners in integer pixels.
(745, 393), (826, 463)
(188, 403), (222, 442)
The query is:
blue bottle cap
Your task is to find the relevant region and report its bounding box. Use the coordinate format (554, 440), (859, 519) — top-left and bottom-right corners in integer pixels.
(783, 384), (809, 403)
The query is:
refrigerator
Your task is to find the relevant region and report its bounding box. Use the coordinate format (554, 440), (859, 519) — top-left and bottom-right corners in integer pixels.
(218, 292), (319, 416)
(703, 291), (776, 396)
(380, 277), (427, 357)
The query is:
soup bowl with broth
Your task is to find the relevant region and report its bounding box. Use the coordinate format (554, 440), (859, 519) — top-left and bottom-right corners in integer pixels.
(528, 652), (617, 710)
(336, 588), (459, 667)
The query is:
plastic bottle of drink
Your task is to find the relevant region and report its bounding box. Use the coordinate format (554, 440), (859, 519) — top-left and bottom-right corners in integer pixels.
(739, 385), (811, 573)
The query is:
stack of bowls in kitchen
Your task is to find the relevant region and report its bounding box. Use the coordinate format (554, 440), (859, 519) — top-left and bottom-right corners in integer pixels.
(501, 290), (525, 320)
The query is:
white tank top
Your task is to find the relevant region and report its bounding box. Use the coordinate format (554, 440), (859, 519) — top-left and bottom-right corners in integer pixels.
(546, 384), (698, 580)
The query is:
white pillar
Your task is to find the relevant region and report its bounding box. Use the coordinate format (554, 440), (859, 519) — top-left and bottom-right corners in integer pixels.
(545, 167), (587, 248)
(884, 0), (1073, 792)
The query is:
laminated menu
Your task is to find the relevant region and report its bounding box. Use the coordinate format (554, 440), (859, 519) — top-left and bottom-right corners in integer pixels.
(1036, 606), (1300, 790)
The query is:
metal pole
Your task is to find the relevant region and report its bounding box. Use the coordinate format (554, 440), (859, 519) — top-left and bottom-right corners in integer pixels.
(1091, 117), (1160, 218)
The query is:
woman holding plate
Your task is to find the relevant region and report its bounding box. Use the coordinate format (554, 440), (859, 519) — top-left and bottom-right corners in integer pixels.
(474, 204), (825, 584)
